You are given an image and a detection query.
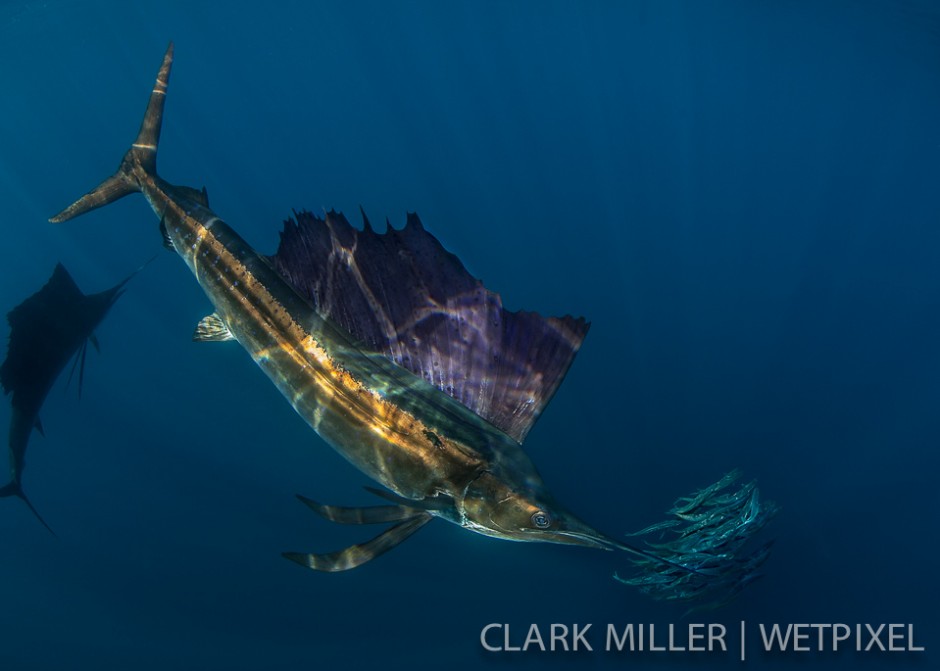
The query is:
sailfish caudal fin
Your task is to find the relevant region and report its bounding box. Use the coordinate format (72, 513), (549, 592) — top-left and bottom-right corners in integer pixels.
(0, 481), (56, 537)
(49, 42), (174, 224)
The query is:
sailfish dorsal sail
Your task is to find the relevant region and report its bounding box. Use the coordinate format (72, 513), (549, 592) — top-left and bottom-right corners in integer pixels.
(269, 209), (590, 444)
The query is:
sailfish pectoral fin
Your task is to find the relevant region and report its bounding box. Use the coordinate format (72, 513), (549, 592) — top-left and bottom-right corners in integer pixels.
(193, 313), (235, 342)
(283, 512), (432, 572)
(362, 486), (455, 513)
(296, 494), (424, 524)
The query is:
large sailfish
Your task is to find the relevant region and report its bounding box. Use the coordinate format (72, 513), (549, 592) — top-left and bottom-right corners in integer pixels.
(50, 44), (773, 600)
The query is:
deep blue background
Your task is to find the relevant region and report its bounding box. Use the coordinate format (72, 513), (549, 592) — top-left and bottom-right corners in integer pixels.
(1, 1), (937, 669)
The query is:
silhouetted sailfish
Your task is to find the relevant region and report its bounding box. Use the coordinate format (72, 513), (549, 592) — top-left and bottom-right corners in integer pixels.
(0, 263), (135, 534)
(50, 44), (773, 600)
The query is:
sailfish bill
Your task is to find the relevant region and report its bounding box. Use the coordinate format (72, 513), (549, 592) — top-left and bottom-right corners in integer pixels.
(48, 43), (774, 605)
(1, 263), (141, 534)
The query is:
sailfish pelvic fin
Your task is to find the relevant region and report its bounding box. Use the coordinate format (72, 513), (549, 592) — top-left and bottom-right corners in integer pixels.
(283, 492), (434, 571)
(283, 513), (431, 572)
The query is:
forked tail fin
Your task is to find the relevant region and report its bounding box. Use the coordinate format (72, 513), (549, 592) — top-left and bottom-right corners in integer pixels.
(0, 481), (56, 537)
(49, 42), (174, 224)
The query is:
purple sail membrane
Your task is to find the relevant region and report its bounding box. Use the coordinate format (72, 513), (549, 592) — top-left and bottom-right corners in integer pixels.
(270, 209), (590, 444)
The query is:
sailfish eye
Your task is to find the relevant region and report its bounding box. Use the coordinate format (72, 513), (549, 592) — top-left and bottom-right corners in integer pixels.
(531, 511), (552, 529)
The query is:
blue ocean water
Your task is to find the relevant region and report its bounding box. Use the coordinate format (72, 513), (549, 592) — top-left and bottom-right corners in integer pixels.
(1, 1), (938, 669)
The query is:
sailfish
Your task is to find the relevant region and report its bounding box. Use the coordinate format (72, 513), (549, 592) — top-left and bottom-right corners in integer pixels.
(1, 263), (134, 534)
(49, 43), (774, 599)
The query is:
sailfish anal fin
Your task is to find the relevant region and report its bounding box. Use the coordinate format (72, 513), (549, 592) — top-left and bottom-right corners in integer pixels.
(269, 210), (590, 444)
